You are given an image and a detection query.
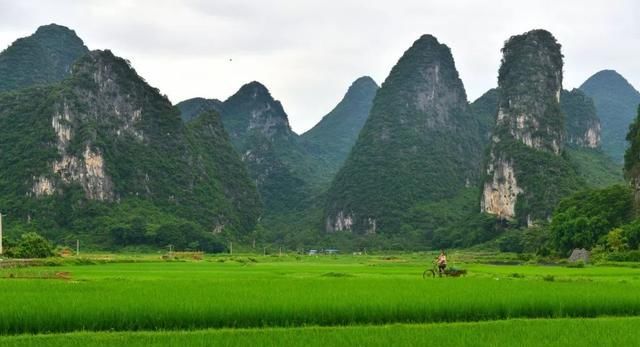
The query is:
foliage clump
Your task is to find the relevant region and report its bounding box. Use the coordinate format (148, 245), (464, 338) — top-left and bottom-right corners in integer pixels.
(4, 232), (55, 258)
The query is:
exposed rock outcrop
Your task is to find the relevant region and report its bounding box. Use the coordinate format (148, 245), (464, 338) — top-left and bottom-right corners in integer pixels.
(482, 29), (582, 223)
(481, 158), (522, 219)
(493, 30), (564, 155)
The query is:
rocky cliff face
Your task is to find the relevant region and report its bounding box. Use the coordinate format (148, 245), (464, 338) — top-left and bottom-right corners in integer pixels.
(580, 70), (640, 163)
(325, 35), (483, 234)
(301, 76), (378, 177)
(473, 87), (602, 149)
(32, 51), (149, 200)
(482, 30), (582, 223)
(561, 89), (601, 148)
(494, 30), (565, 155)
(0, 49), (261, 237)
(0, 24), (88, 92)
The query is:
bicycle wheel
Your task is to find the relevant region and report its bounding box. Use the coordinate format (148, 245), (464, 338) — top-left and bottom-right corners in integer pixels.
(423, 269), (436, 279)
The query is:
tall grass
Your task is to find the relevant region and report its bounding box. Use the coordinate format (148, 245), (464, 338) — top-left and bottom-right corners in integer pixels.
(2, 318), (639, 347)
(0, 260), (639, 334)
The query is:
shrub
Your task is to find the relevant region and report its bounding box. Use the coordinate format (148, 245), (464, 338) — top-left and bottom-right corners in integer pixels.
(606, 250), (640, 262)
(11, 232), (55, 258)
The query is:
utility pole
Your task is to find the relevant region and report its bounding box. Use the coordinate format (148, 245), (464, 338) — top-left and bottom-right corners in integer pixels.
(76, 240), (80, 256)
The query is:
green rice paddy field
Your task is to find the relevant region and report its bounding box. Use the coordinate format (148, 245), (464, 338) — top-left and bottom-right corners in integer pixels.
(1, 252), (639, 346)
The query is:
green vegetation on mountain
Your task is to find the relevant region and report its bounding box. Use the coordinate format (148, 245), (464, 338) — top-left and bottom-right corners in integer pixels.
(178, 82), (333, 218)
(470, 88), (498, 145)
(546, 107), (640, 257)
(325, 35), (484, 235)
(0, 50), (260, 249)
(549, 184), (634, 254)
(564, 146), (622, 188)
(302, 77), (378, 175)
(580, 70), (640, 163)
(624, 106), (640, 186)
(561, 89), (600, 148)
(473, 87), (622, 190)
(0, 24), (88, 92)
(177, 97), (223, 122)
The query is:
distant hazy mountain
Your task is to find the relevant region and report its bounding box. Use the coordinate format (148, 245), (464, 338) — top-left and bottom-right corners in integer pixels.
(580, 70), (640, 163)
(178, 82), (324, 214)
(0, 24), (88, 92)
(470, 88), (499, 146)
(325, 35), (483, 234)
(301, 77), (378, 175)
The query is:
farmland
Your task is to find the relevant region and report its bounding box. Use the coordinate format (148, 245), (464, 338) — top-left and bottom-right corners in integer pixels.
(1, 252), (640, 345)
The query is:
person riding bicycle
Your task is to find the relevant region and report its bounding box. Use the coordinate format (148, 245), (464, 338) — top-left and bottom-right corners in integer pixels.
(437, 250), (447, 275)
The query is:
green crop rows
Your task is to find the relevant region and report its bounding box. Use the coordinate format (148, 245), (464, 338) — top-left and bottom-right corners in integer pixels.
(1, 253), (639, 345)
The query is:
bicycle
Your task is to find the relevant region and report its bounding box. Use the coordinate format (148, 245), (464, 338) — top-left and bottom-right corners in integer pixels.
(423, 261), (467, 278)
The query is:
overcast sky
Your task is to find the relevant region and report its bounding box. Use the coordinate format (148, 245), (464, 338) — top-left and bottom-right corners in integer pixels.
(0, 0), (638, 133)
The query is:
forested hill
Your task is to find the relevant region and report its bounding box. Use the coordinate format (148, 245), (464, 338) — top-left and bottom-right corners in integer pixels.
(0, 49), (261, 249)
(325, 34), (484, 235)
(0, 24), (88, 92)
(179, 82), (325, 215)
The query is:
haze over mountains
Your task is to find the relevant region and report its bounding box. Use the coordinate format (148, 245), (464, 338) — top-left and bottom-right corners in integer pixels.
(0, 23), (638, 250)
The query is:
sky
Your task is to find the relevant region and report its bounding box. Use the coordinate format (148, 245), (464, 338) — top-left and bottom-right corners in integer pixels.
(0, 0), (638, 133)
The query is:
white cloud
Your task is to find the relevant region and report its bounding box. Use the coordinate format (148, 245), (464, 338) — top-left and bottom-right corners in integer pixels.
(0, 0), (638, 133)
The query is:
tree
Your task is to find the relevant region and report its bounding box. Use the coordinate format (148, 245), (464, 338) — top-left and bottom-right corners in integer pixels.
(624, 105), (640, 184)
(550, 185), (633, 254)
(11, 232), (54, 258)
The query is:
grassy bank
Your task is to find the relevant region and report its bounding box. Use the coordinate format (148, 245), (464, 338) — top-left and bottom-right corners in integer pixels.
(1, 318), (638, 347)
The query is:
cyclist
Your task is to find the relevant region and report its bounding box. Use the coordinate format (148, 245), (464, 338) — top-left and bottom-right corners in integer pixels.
(437, 249), (447, 275)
